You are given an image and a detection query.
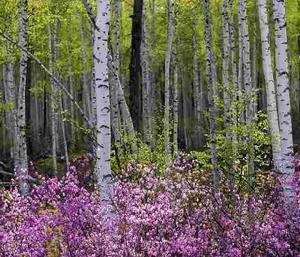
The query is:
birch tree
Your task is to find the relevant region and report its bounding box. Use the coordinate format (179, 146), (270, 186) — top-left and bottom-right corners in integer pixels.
(203, 0), (219, 189)
(94, 0), (112, 202)
(258, 0), (281, 170)
(272, 0), (295, 201)
(239, 0), (253, 123)
(16, 0), (29, 195)
(222, 0), (231, 140)
(239, 0), (254, 176)
(192, 7), (204, 146)
(141, 1), (151, 145)
(47, 22), (58, 176)
(164, 0), (173, 164)
(110, 0), (122, 152)
(173, 33), (178, 156)
(78, 11), (91, 122)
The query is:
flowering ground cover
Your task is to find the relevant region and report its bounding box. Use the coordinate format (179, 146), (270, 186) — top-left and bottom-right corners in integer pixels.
(0, 154), (299, 257)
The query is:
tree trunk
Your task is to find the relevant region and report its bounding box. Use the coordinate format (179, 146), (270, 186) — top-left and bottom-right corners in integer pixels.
(222, 0), (231, 140)
(203, 0), (219, 189)
(173, 32), (178, 156)
(47, 22), (58, 176)
(108, 53), (138, 155)
(258, 0), (281, 170)
(16, 0), (29, 195)
(141, 1), (151, 145)
(239, 0), (254, 177)
(192, 7), (204, 146)
(94, 0), (112, 203)
(164, 0), (173, 164)
(272, 0), (295, 202)
(78, 11), (91, 122)
(129, 0), (144, 131)
(229, 0), (238, 132)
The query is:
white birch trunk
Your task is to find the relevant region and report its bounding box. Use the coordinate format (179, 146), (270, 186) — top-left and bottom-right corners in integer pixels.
(94, 0), (112, 203)
(78, 11), (91, 122)
(111, 0), (122, 150)
(272, 0), (295, 201)
(239, 0), (254, 176)
(222, 0), (231, 140)
(240, 0), (253, 123)
(141, 1), (151, 145)
(164, 0), (173, 164)
(16, 0), (29, 195)
(109, 51), (122, 151)
(108, 53), (138, 155)
(47, 23), (58, 176)
(67, 40), (76, 150)
(258, 0), (281, 170)
(5, 60), (17, 162)
(192, 8), (204, 146)
(203, 0), (219, 189)
(173, 33), (178, 156)
(149, 0), (155, 149)
(113, 0), (121, 76)
(60, 96), (69, 166)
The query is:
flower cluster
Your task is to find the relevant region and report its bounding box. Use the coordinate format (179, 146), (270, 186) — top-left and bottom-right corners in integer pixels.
(0, 154), (299, 256)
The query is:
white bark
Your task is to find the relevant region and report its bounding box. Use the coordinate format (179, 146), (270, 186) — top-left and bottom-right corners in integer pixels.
(94, 0), (112, 202)
(203, 0), (219, 189)
(258, 0), (281, 170)
(109, 51), (122, 150)
(0, 31), (91, 128)
(222, 0), (231, 139)
(173, 33), (178, 156)
(67, 33), (76, 149)
(108, 0), (122, 152)
(16, 0), (29, 195)
(108, 53), (138, 155)
(141, 1), (151, 145)
(164, 0), (173, 164)
(149, 0), (155, 149)
(47, 23), (58, 176)
(60, 95), (69, 166)
(78, 11), (91, 121)
(239, 0), (253, 123)
(4, 59), (17, 162)
(272, 0), (295, 201)
(239, 0), (254, 176)
(113, 0), (121, 76)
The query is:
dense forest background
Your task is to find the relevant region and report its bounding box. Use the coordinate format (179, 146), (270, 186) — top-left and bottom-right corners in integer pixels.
(0, 0), (299, 191)
(0, 0), (300, 256)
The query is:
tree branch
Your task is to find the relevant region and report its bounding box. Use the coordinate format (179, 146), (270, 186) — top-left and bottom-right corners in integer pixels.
(0, 30), (93, 128)
(81, 0), (99, 31)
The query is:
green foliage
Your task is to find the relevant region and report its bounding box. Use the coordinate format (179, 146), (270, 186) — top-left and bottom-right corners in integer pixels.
(190, 150), (212, 170)
(111, 131), (166, 173)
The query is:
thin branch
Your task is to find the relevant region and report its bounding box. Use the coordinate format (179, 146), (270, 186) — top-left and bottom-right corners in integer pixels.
(81, 0), (99, 31)
(0, 30), (93, 128)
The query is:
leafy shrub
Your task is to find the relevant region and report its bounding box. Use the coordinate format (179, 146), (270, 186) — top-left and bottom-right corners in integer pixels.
(0, 154), (299, 257)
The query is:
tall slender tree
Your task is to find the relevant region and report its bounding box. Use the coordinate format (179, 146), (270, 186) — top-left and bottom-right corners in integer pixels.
(203, 0), (219, 189)
(47, 22), (58, 176)
(164, 0), (174, 164)
(16, 0), (29, 195)
(94, 0), (112, 202)
(173, 33), (178, 156)
(129, 0), (144, 131)
(273, 0), (295, 201)
(222, 0), (231, 140)
(258, 0), (281, 170)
